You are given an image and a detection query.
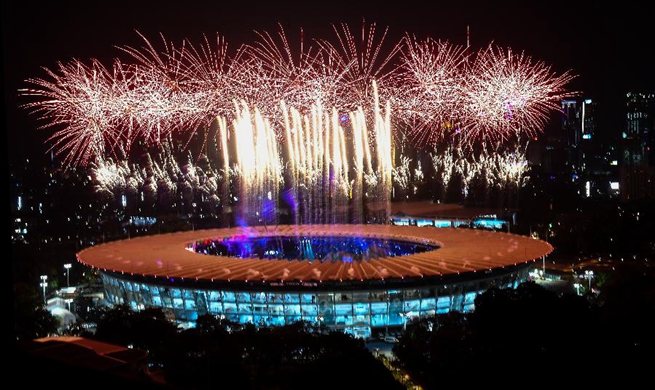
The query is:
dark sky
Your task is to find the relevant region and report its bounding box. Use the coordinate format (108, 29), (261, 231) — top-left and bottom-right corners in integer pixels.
(3, 1), (654, 162)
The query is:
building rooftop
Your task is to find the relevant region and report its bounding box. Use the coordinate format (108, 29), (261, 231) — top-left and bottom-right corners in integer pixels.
(17, 337), (163, 389)
(28, 336), (148, 370)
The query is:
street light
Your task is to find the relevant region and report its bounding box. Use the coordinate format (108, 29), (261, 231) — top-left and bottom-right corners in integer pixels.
(64, 263), (72, 286)
(573, 283), (581, 296)
(400, 312), (408, 331)
(585, 270), (594, 290)
(400, 311), (414, 331)
(316, 316), (324, 332)
(39, 275), (48, 304)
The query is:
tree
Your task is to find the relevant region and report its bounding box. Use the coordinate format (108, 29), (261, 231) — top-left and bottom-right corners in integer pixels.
(595, 263), (655, 379)
(94, 304), (178, 362)
(393, 311), (477, 388)
(394, 281), (600, 386)
(162, 319), (403, 390)
(93, 303), (135, 346)
(14, 282), (58, 341)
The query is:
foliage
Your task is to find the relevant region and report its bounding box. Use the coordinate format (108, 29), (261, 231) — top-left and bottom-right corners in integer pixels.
(90, 308), (403, 389)
(595, 263), (655, 357)
(394, 276), (654, 387)
(93, 303), (179, 364)
(13, 282), (59, 340)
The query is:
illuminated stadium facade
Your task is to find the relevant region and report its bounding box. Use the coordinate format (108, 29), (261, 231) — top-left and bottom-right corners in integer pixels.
(77, 224), (552, 339)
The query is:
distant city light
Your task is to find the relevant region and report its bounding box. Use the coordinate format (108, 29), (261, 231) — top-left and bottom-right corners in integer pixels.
(130, 216), (157, 227)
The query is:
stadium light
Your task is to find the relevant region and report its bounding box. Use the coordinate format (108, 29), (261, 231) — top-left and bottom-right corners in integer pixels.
(64, 263), (72, 286)
(584, 270), (594, 291)
(39, 275), (48, 304)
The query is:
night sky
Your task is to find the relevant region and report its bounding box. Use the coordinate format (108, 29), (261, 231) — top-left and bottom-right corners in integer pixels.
(3, 1), (654, 162)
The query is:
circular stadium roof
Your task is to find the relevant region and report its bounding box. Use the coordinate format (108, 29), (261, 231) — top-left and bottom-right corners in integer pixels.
(77, 224), (552, 284)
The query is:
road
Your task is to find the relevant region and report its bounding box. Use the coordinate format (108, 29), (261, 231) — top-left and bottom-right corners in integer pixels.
(365, 339), (396, 359)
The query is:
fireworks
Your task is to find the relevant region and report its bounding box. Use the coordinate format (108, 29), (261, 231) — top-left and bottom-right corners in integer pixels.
(20, 21), (575, 168)
(394, 35), (471, 146)
(396, 37), (576, 148)
(20, 21), (575, 224)
(428, 138), (530, 204)
(317, 21), (403, 114)
(460, 44), (575, 145)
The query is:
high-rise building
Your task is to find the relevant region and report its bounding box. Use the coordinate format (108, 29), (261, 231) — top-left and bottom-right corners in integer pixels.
(620, 92), (655, 202)
(560, 98), (617, 198)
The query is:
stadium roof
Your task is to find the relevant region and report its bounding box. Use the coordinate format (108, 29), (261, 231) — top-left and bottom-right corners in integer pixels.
(77, 224), (552, 284)
(390, 201), (512, 219)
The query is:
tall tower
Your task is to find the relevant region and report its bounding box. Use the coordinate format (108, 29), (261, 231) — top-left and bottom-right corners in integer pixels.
(561, 98), (604, 197)
(620, 92), (655, 202)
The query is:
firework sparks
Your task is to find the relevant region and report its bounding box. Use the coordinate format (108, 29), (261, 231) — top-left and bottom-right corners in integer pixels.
(21, 22), (574, 224)
(395, 35), (470, 146)
(396, 37), (575, 149)
(20, 23), (574, 167)
(318, 20), (403, 113)
(461, 44), (576, 145)
(21, 59), (127, 166)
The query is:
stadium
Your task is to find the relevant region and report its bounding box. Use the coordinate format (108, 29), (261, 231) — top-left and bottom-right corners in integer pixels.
(76, 223), (553, 339)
